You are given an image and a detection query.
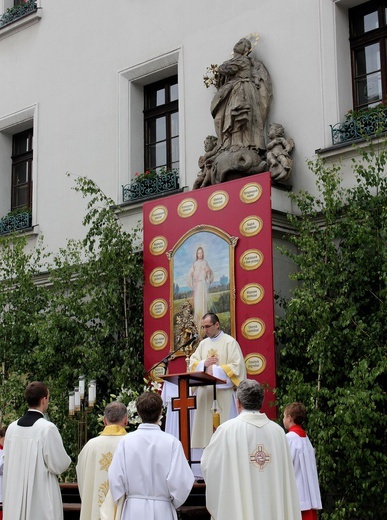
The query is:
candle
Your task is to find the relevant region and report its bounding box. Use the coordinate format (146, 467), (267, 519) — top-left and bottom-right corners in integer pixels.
(74, 386), (80, 412)
(88, 380), (96, 407)
(79, 375), (85, 400)
(68, 391), (75, 416)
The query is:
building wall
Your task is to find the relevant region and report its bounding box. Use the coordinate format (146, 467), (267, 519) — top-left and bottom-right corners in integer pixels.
(0, 0), (365, 294)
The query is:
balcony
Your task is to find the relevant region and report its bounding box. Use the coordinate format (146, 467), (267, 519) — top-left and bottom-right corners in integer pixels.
(122, 169), (180, 203)
(0, 211), (32, 235)
(0, 1), (37, 28)
(330, 106), (387, 145)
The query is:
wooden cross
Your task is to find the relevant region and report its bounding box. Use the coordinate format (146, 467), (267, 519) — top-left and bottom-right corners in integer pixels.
(171, 378), (197, 460)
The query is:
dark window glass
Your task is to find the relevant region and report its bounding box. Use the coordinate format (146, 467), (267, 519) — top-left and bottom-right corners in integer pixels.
(144, 75), (178, 172)
(350, 0), (387, 110)
(12, 129), (33, 211)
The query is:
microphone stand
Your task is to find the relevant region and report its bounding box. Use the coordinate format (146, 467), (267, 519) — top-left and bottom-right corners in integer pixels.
(149, 334), (199, 377)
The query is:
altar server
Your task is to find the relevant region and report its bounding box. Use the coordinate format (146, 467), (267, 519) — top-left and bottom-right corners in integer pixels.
(283, 402), (322, 520)
(108, 391), (194, 520)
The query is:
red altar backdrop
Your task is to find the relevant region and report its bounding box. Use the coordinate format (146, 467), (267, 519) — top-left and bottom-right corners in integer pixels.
(143, 172), (276, 417)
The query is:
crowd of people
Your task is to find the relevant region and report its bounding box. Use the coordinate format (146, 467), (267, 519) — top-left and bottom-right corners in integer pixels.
(0, 313), (322, 520)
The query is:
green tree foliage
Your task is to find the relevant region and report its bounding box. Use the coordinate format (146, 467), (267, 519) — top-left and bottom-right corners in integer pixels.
(0, 176), (144, 473)
(276, 143), (387, 519)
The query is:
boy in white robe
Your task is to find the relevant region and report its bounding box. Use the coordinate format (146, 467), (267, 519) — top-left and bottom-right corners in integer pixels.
(283, 402), (322, 520)
(108, 391), (194, 520)
(3, 381), (71, 520)
(201, 379), (301, 520)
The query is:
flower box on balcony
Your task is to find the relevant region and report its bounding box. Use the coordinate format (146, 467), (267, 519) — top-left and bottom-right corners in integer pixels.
(0, 210), (32, 235)
(122, 168), (180, 203)
(0, 1), (37, 29)
(330, 105), (387, 145)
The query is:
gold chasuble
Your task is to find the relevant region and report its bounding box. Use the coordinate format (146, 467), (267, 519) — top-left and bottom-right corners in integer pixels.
(76, 424), (126, 520)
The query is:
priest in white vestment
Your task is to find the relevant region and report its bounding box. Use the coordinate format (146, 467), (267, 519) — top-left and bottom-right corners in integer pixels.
(108, 391), (194, 520)
(201, 379), (302, 520)
(283, 402), (322, 520)
(189, 312), (246, 449)
(76, 401), (128, 520)
(3, 381), (71, 520)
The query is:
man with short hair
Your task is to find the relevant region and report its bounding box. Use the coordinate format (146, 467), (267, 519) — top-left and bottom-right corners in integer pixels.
(189, 312), (246, 451)
(108, 391), (194, 520)
(201, 379), (301, 520)
(3, 381), (71, 520)
(76, 401), (128, 520)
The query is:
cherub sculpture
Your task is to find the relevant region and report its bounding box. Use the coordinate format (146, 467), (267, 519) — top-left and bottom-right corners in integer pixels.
(266, 123), (295, 182)
(193, 135), (218, 189)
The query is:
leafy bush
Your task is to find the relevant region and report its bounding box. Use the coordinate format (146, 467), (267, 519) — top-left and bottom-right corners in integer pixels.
(276, 142), (387, 519)
(0, 176), (145, 477)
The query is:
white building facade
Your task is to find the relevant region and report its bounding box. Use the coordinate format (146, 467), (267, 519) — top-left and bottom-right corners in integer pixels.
(0, 0), (384, 298)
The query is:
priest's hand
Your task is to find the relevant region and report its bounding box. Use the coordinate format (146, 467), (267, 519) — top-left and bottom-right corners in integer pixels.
(204, 357), (219, 375)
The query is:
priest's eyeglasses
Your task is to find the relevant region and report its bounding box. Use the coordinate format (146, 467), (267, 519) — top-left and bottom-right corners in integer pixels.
(201, 324), (214, 329)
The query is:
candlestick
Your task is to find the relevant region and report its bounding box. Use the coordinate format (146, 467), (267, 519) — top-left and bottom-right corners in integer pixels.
(69, 378), (97, 454)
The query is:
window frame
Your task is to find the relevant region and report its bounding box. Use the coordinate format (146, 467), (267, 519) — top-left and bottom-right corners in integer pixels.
(349, 0), (387, 110)
(11, 128), (33, 211)
(143, 75), (179, 173)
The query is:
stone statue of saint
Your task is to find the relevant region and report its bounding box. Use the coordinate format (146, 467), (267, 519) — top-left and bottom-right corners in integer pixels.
(195, 37), (272, 186)
(211, 37), (272, 154)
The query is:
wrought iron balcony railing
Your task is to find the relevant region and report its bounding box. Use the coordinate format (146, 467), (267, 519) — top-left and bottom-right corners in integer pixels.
(330, 107), (387, 145)
(0, 1), (37, 29)
(0, 211), (32, 235)
(122, 170), (180, 203)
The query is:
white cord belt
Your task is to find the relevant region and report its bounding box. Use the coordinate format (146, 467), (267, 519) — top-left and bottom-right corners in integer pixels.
(126, 495), (172, 502)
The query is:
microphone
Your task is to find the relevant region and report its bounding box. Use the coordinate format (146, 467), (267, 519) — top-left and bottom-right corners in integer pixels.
(179, 334), (198, 349)
(148, 334), (199, 376)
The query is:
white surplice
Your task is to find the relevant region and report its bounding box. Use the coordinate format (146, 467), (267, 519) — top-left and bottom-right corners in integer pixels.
(3, 413), (71, 520)
(108, 423), (194, 520)
(286, 431), (322, 512)
(189, 332), (246, 448)
(0, 448), (4, 503)
(201, 411), (302, 520)
(76, 424), (127, 520)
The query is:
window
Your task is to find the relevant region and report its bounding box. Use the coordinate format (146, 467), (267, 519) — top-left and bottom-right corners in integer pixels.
(118, 49), (183, 196)
(11, 129), (33, 211)
(349, 0), (387, 110)
(144, 76), (179, 172)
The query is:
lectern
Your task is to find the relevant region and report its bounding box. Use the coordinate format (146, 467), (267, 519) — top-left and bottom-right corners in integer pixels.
(161, 371), (226, 463)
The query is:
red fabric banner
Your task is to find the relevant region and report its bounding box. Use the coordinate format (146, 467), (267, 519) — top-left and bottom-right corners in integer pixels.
(143, 172), (276, 417)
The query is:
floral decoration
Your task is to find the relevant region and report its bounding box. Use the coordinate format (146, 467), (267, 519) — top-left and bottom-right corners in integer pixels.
(134, 167), (177, 184)
(203, 64), (219, 89)
(107, 378), (164, 430)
